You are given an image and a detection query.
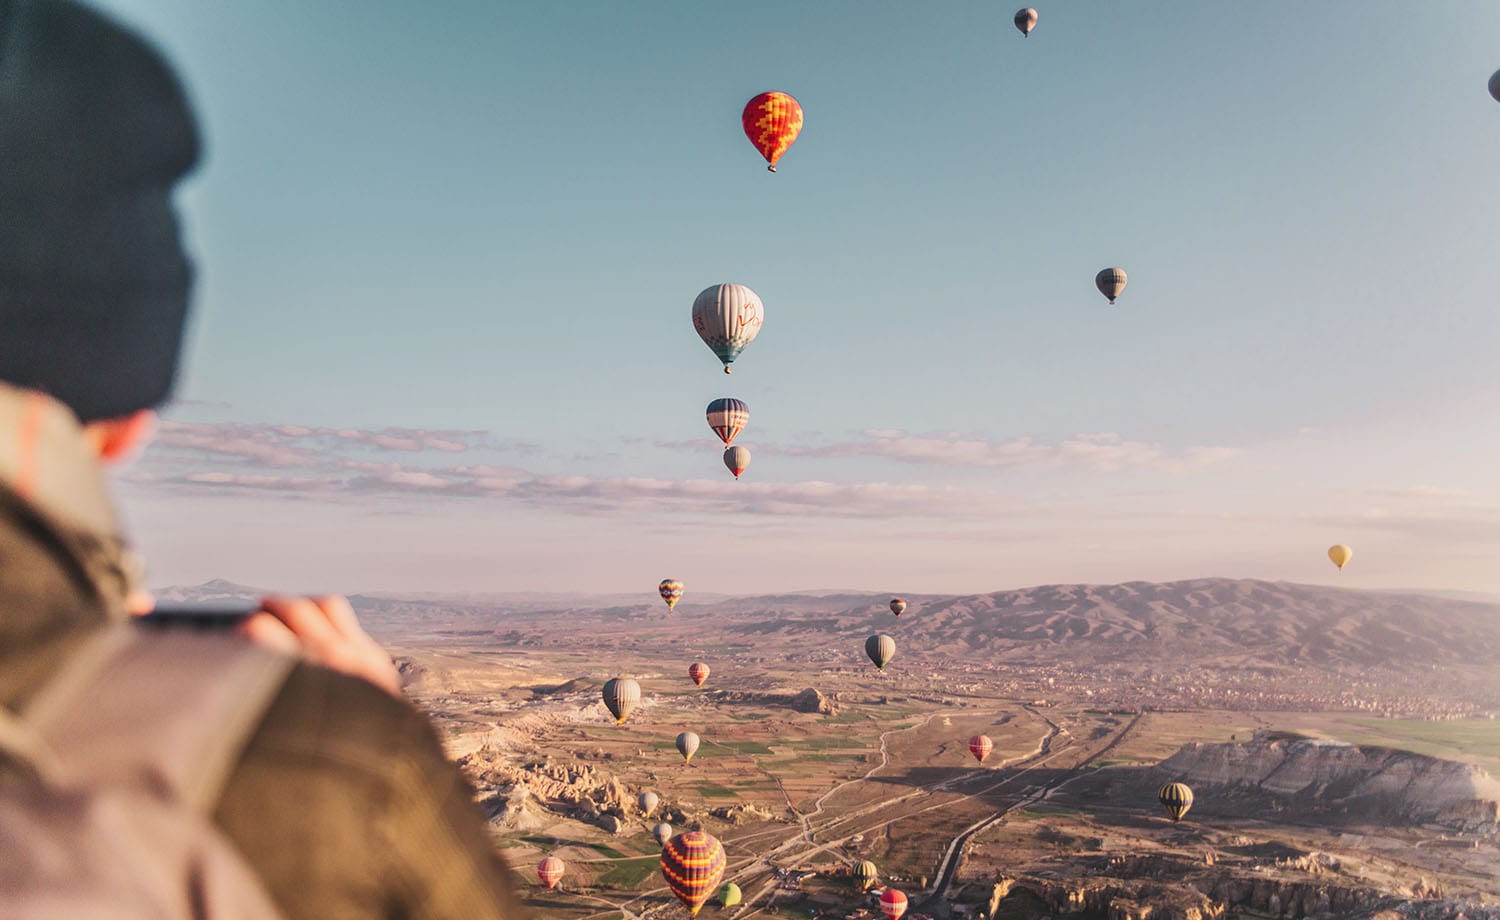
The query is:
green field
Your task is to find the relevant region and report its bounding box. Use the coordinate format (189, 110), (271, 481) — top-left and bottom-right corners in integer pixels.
(596, 855), (659, 888)
(1311, 717), (1500, 773)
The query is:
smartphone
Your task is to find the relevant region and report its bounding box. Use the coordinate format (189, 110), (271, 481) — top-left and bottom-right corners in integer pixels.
(139, 605), (257, 630)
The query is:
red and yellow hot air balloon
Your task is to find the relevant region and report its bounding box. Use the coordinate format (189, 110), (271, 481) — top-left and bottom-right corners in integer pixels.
(660, 578), (684, 610)
(742, 91), (803, 172)
(689, 661), (710, 687)
(969, 734), (994, 764)
(880, 888), (909, 919)
(661, 830), (727, 916)
(537, 856), (565, 890)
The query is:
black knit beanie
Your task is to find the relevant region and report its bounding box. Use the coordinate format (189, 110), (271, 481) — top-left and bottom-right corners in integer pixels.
(0, 0), (200, 422)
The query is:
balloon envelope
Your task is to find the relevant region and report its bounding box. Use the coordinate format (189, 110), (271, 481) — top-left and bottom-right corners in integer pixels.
(659, 579), (684, 610)
(866, 634), (895, 671)
(854, 860), (879, 891)
(653, 822), (673, 846)
(1491, 69), (1500, 103)
(723, 445), (751, 480)
(661, 830), (727, 916)
(706, 398), (749, 446)
(742, 91), (804, 171)
(969, 734), (994, 764)
(676, 731), (701, 763)
(688, 661), (710, 687)
(1014, 7), (1037, 35)
(1327, 544), (1353, 571)
(537, 856), (565, 890)
(602, 677), (641, 724)
(1159, 782), (1194, 822)
(880, 888), (909, 919)
(639, 791), (660, 815)
(1096, 267), (1128, 304)
(889, 598), (907, 617)
(719, 882), (742, 907)
(693, 284), (764, 373)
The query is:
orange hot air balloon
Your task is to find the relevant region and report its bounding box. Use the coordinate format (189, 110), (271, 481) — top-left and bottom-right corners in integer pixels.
(537, 856), (565, 890)
(969, 734), (994, 764)
(742, 91), (804, 172)
(689, 661), (710, 687)
(880, 888), (909, 919)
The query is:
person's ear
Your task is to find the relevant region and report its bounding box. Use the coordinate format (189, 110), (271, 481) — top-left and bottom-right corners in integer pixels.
(82, 410), (156, 464)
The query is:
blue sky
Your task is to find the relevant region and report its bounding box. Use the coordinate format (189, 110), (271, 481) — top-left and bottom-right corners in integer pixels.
(95, 1), (1500, 595)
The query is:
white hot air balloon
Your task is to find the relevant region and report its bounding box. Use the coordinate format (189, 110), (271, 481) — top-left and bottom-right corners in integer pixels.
(692, 283), (764, 374)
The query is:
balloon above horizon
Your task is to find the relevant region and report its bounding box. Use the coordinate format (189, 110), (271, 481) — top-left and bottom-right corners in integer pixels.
(706, 398), (748, 446)
(659, 578), (684, 610)
(1490, 69), (1500, 103)
(692, 283), (764, 374)
(1096, 267), (1128, 304)
(1328, 544), (1353, 571)
(1014, 8), (1037, 36)
(724, 445), (751, 480)
(741, 91), (803, 172)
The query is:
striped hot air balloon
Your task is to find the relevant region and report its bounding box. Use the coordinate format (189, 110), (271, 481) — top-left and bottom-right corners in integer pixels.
(741, 91), (804, 172)
(865, 634), (895, 671)
(969, 734), (994, 764)
(1158, 782), (1194, 822)
(723, 445), (751, 480)
(536, 856), (565, 890)
(653, 821), (674, 846)
(853, 860), (878, 891)
(688, 662), (710, 687)
(661, 830), (727, 916)
(660, 578), (684, 610)
(639, 791), (660, 816)
(1096, 267), (1128, 304)
(602, 677), (641, 724)
(889, 598), (907, 617)
(693, 283), (764, 374)
(1014, 7), (1037, 36)
(706, 397), (749, 446)
(880, 887), (909, 919)
(676, 731), (700, 764)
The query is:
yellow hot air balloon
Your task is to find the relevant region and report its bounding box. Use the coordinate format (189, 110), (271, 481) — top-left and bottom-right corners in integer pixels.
(1327, 544), (1353, 571)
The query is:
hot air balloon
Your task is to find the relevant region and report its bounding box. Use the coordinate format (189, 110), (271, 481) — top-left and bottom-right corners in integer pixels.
(660, 578), (684, 610)
(602, 677), (641, 724)
(1490, 69), (1500, 103)
(1158, 781), (1194, 822)
(742, 91), (804, 172)
(969, 734), (994, 764)
(661, 830), (727, 916)
(676, 731), (701, 764)
(723, 445), (751, 480)
(880, 888), (909, 920)
(719, 883), (742, 908)
(889, 598), (907, 617)
(693, 283), (764, 374)
(853, 860), (878, 891)
(653, 822), (674, 846)
(1328, 544), (1353, 571)
(639, 791), (660, 815)
(537, 856), (565, 890)
(865, 634), (895, 671)
(689, 662), (710, 687)
(1096, 268), (1128, 304)
(706, 398), (749, 446)
(1014, 8), (1037, 36)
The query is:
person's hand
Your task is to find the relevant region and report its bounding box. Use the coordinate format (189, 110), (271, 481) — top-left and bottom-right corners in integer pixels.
(238, 595), (402, 697)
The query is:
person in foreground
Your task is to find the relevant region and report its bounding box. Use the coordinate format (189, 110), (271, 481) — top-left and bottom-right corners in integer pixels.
(0, 1), (525, 917)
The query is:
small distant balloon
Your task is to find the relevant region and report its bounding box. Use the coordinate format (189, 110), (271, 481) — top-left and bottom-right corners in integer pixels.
(1014, 8), (1037, 36)
(693, 283), (764, 374)
(719, 882), (742, 908)
(854, 860), (879, 891)
(1327, 544), (1353, 571)
(1096, 267), (1128, 304)
(602, 677), (641, 724)
(889, 598), (907, 617)
(1159, 782), (1194, 822)
(659, 578), (684, 610)
(880, 888), (909, 920)
(689, 661), (710, 687)
(537, 856), (565, 890)
(653, 821), (674, 846)
(706, 398), (749, 446)
(676, 731), (701, 764)
(1490, 69), (1500, 103)
(639, 791), (660, 815)
(865, 634), (895, 671)
(969, 734), (994, 764)
(724, 445), (751, 480)
(742, 91), (804, 172)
